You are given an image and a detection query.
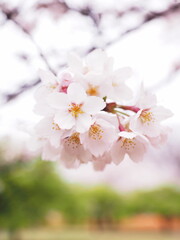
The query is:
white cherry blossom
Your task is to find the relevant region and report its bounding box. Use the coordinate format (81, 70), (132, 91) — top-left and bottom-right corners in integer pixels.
(80, 117), (118, 157)
(35, 117), (66, 148)
(111, 131), (148, 164)
(31, 48), (172, 170)
(34, 70), (73, 116)
(48, 83), (106, 133)
(129, 106), (173, 138)
(60, 132), (91, 168)
(29, 136), (60, 161)
(107, 67), (133, 102)
(34, 69), (59, 116)
(68, 49), (113, 76)
(74, 73), (109, 98)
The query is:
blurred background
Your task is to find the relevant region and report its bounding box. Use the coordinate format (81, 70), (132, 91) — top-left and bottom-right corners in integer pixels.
(0, 0), (180, 239)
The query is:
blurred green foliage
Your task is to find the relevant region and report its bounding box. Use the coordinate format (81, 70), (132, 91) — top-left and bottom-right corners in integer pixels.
(0, 159), (68, 231)
(126, 187), (180, 217)
(0, 156), (180, 234)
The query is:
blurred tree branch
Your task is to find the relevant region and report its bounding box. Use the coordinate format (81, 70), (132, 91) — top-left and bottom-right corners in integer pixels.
(0, 3), (57, 76)
(1, 1), (180, 103)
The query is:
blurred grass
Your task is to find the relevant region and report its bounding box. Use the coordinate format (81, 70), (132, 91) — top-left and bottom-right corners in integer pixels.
(0, 230), (180, 240)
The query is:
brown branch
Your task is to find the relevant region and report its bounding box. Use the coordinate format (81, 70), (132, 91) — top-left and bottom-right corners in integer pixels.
(1, 79), (40, 103)
(0, 4), (57, 75)
(1, 2), (180, 103)
(105, 3), (180, 47)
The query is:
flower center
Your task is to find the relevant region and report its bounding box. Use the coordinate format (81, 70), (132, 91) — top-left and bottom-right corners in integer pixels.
(89, 124), (104, 140)
(68, 103), (84, 118)
(140, 110), (154, 124)
(86, 85), (99, 96)
(66, 133), (80, 149)
(112, 82), (118, 87)
(122, 138), (136, 151)
(48, 82), (58, 89)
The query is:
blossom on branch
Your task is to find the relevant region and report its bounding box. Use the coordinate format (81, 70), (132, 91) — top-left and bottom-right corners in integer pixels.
(32, 49), (172, 171)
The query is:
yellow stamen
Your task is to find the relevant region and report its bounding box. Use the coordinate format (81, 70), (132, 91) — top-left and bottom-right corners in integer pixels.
(66, 133), (80, 149)
(89, 124), (104, 140)
(122, 138), (136, 151)
(140, 110), (154, 124)
(68, 103), (84, 118)
(86, 85), (99, 96)
(52, 122), (61, 130)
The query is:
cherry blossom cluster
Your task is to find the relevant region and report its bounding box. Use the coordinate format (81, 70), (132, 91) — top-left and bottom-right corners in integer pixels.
(32, 49), (172, 170)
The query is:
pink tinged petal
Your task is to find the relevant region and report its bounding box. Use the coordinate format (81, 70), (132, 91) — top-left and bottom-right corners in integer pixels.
(128, 138), (147, 162)
(61, 133), (88, 165)
(81, 134), (109, 157)
(142, 123), (161, 138)
(111, 141), (126, 165)
(79, 119), (118, 156)
(93, 159), (106, 171)
(130, 114), (161, 138)
(60, 148), (78, 168)
(50, 132), (62, 148)
(95, 118), (118, 143)
(38, 69), (58, 85)
(129, 111), (159, 137)
(95, 112), (119, 129)
(54, 111), (75, 129)
(48, 92), (69, 109)
(152, 106), (173, 122)
(67, 83), (87, 104)
(77, 146), (91, 163)
(75, 114), (92, 133)
(42, 142), (60, 161)
(137, 84), (157, 108)
(82, 96), (105, 114)
(148, 126), (170, 148)
(92, 153), (112, 171)
(35, 117), (54, 137)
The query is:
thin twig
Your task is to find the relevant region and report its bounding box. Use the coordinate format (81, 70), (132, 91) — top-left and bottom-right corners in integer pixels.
(0, 6), (57, 75)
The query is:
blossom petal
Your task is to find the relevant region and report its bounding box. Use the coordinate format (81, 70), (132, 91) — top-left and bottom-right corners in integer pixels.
(82, 96), (105, 114)
(128, 137), (147, 162)
(75, 114), (92, 133)
(85, 49), (107, 72)
(35, 117), (54, 137)
(54, 111), (75, 129)
(67, 83), (87, 104)
(152, 106), (173, 121)
(38, 69), (58, 84)
(42, 142), (60, 161)
(111, 141), (125, 164)
(48, 92), (69, 109)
